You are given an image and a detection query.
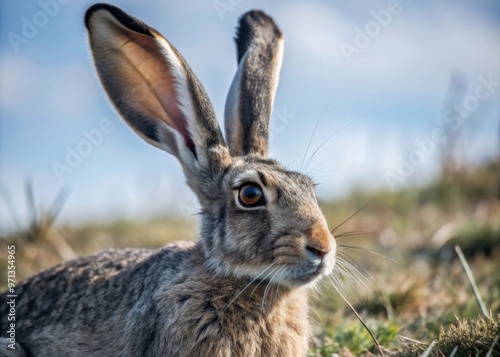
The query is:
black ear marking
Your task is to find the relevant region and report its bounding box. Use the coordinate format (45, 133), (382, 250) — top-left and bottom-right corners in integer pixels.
(85, 3), (153, 37)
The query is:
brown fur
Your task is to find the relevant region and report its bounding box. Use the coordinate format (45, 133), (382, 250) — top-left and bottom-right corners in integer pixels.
(0, 5), (336, 356)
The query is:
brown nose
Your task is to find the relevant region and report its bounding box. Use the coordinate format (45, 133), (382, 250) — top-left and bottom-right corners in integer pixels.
(306, 245), (328, 259)
(306, 222), (333, 258)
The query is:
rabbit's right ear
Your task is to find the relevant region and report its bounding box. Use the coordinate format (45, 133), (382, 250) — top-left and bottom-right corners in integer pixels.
(224, 11), (284, 158)
(85, 4), (227, 172)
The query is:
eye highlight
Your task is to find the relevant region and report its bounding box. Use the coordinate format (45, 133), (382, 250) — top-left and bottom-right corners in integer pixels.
(238, 183), (265, 208)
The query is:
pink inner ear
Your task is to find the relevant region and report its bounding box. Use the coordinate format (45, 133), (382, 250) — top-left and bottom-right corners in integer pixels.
(124, 29), (196, 153)
(158, 79), (196, 154)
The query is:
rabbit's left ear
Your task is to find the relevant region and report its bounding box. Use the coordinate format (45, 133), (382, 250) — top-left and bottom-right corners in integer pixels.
(224, 10), (284, 158)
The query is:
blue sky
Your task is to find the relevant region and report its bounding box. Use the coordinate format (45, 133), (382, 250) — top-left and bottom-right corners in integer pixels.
(1, 0), (499, 231)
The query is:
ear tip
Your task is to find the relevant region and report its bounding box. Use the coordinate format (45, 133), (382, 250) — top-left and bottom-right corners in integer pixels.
(235, 9), (282, 62)
(84, 3), (153, 37)
(238, 9), (282, 37)
(85, 3), (116, 28)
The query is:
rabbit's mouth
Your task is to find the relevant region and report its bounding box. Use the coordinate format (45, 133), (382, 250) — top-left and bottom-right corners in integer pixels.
(291, 267), (323, 284)
(285, 258), (334, 286)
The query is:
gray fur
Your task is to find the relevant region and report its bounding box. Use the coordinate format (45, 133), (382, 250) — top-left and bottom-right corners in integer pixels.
(225, 10), (284, 158)
(0, 4), (336, 356)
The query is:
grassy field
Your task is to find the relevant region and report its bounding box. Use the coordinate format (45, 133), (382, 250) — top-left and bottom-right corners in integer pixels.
(1, 159), (499, 356)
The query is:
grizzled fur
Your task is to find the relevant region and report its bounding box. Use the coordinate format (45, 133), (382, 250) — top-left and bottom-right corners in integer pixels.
(1, 4), (336, 357)
(1, 244), (309, 356)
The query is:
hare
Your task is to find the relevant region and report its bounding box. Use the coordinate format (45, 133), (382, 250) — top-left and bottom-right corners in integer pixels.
(1, 3), (336, 357)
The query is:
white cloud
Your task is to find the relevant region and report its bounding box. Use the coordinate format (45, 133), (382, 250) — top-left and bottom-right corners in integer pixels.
(279, 1), (500, 97)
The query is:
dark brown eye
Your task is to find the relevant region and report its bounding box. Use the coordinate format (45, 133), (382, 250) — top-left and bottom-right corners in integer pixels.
(238, 183), (265, 207)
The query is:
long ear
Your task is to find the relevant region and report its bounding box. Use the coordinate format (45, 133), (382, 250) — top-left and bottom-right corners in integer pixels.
(224, 10), (284, 158)
(85, 3), (227, 172)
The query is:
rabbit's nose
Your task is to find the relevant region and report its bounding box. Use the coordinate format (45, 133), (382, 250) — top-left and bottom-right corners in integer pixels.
(306, 245), (328, 259)
(305, 222), (334, 259)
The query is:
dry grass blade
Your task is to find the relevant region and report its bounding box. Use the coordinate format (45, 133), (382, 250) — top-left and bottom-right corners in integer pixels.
(45, 187), (69, 228)
(399, 335), (425, 345)
(335, 287), (385, 356)
(20, 181), (75, 261)
(448, 345), (458, 357)
(419, 341), (436, 357)
(25, 177), (38, 228)
(486, 336), (499, 357)
(454, 245), (488, 317)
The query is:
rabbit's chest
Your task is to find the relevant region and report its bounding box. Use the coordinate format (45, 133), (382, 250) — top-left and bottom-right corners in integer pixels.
(155, 283), (311, 356)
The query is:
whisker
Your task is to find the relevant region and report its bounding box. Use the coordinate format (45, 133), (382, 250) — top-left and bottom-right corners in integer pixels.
(335, 258), (364, 288)
(304, 114), (367, 174)
(337, 252), (396, 320)
(300, 95), (343, 171)
(330, 203), (369, 233)
(273, 267), (287, 304)
(327, 274), (341, 293)
(328, 270), (359, 305)
(337, 253), (380, 293)
(306, 161), (332, 183)
(335, 230), (374, 238)
(309, 300), (324, 326)
(336, 257), (373, 295)
(333, 258), (377, 306)
(223, 264), (275, 312)
(338, 245), (398, 264)
(250, 265), (279, 298)
(262, 266), (285, 309)
(304, 148), (332, 175)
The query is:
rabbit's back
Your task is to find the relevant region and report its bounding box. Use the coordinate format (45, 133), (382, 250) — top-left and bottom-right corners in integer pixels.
(0, 242), (195, 356)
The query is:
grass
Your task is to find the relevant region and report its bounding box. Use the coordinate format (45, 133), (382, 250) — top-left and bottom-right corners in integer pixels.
(396, 315), (500, 356)
(0, 159), (498, 355)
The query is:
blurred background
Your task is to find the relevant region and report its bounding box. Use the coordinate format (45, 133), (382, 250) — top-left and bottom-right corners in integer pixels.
(1, 0), (499, 229)
(1, 1), (499, 355)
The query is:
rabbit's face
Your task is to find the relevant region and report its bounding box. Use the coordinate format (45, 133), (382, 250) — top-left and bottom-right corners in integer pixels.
(201, 156), (336, 287)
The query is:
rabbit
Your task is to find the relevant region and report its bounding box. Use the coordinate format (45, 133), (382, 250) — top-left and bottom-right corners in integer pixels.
(0, 3), (336, 357)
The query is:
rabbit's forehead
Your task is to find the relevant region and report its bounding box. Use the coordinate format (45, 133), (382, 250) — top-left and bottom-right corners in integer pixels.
(225, 160), (314, 190)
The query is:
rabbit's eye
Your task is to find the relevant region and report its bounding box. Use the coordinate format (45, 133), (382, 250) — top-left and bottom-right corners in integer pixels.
(238, 183), (265, 207)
